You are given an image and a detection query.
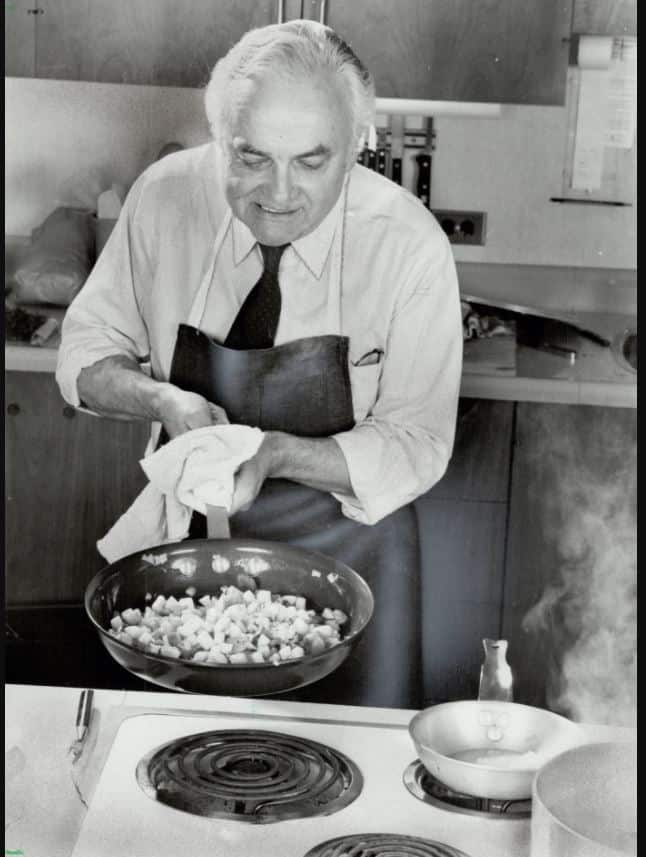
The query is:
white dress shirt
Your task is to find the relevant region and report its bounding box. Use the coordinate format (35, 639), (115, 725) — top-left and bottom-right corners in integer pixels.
(56, 142), (463, 525)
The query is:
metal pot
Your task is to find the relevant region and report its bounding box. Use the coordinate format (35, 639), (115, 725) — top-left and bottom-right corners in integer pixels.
(85, 537), (374, 696)
(409, 700), (584, 800)
(530, 741), (637, 857)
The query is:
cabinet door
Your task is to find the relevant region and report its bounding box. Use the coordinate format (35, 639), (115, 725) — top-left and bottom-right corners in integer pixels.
(416, 399), (514, 704)
(502, 403), (637, 715)
(5, 372), (150, 605)
(34, 0), (276, 86)
(327, 0), (573, 105)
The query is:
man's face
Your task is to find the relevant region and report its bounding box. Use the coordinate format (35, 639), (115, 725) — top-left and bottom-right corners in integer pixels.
(222, 71), (355, 246)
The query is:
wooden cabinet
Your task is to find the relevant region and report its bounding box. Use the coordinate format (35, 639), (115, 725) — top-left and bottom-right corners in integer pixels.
(416, 399), (514, 705)
(502, 403), (637, 711)
(4, 0), (36, 77)
(9, 0), (276, 85)
(572, 0), (637, 36)
(5, 372), (150, 605)
(6, 0), (573, 106)
(326, 0), (573, 105)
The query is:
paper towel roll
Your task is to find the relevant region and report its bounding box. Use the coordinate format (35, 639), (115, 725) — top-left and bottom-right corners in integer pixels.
(577, 35), (613, 69)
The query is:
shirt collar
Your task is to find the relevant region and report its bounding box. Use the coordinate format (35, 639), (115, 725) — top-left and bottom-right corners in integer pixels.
(230, 183), (346, 279)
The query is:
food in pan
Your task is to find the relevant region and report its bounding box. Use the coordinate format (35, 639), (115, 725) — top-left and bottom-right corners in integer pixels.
(107, 584), (348, 665)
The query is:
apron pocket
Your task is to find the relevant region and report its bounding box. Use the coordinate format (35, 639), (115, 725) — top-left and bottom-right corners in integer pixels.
(349, 361), (381, 421)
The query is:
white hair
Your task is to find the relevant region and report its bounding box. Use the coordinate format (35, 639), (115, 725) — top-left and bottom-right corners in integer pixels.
(204, 20), (375, 152)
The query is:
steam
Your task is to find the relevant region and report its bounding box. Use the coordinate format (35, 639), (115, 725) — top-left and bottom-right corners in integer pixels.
(521, 409), (636, 727)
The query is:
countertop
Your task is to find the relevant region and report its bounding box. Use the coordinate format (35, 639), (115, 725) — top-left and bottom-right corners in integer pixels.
(4, 683), (637, 857)
(5, 234), (636, 407)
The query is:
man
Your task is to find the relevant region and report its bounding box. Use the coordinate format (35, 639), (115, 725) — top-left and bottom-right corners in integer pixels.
(56, 20), (462, 709)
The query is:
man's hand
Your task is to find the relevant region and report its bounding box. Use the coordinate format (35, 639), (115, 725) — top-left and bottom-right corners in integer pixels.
(230, 437), (275, 515)
(229, 432), (354, 516)
(155, 383), (229, 439)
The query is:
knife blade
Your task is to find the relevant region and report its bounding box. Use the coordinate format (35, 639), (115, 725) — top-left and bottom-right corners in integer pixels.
(376, 128), (388, 175)
(462, 295), (612, 347)
(390, 115), (404, 185)
(415, 118), (434, 209)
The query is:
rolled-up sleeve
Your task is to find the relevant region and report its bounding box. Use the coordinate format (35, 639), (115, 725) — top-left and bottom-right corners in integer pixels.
(332, 232), (462, 525)
(56, 175), (153, 406)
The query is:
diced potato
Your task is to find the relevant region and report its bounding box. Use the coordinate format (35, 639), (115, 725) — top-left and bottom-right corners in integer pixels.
(121, 608), (142, 626)
(196, 630), (213, 650)
(192, 650), (209, 662)
(124, 625), (143, 639)
(293, 618), (309, 636)
(109, 578), (348, 667)
(151, 595), (166, 614)
(160, 644), (181, 658)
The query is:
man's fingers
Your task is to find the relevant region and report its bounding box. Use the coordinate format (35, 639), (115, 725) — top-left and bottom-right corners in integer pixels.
(208, 403), (230, 425)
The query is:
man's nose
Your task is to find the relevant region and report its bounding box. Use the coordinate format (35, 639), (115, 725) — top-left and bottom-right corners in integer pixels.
(269, 164), (294, 203)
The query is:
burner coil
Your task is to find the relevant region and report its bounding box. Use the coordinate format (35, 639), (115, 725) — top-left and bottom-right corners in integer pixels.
(136, 729), (362, 823)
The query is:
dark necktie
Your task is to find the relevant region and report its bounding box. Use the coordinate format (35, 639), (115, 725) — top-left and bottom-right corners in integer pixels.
(225, 243), (289, 350)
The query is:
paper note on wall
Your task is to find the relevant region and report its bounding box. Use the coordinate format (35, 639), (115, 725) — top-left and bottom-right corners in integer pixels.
(571, 36), (637, 191)
(604, 37), (637, 149)
(571, 36), (613, 191)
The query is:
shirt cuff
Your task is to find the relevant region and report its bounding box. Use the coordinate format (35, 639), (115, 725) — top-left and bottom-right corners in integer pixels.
(331, 426), (411, 525)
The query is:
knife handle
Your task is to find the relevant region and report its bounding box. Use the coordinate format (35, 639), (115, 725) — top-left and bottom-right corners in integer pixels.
(366, 149), (377, 171)
(391, 157), (402, 185)
(416, 153), (431, 208)
(376, 148), (388, 175)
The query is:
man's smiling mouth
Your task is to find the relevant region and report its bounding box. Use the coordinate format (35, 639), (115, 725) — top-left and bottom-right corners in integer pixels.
(257, 203), (297, 215)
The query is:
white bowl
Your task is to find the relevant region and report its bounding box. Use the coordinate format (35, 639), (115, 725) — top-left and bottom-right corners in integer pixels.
(409, 700), (584, 800)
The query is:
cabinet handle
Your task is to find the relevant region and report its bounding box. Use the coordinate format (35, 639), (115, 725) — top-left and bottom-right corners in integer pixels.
(7, 403), (20, 415)
(62, 405), (76, 419)
(277, 0), (284, 23)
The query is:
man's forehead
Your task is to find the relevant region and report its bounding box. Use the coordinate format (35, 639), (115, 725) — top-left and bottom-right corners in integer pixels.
(229, 69), (349, 126)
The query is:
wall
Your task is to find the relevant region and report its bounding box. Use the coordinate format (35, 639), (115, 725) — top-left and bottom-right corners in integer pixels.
(5, 76), (635, 269)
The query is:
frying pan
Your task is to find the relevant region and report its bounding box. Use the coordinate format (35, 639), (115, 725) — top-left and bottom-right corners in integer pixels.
(409, 700), (585, 799)
(85, 537), (374, 696)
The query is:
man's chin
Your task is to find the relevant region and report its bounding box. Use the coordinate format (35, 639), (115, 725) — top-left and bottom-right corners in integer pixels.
(249, 217), (306, 246)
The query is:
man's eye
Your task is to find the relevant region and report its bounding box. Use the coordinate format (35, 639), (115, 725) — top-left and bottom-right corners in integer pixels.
(299, 156), (326, 170)
(239, 154), (268, 168)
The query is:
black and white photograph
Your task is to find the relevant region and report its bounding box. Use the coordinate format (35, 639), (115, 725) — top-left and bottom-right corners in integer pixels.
(5, 1), (636, 855)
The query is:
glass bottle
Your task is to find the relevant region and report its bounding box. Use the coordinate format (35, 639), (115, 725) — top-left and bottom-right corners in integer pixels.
(478, 638), (514, 702)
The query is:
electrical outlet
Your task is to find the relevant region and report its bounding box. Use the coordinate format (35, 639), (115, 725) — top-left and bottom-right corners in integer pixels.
(432, 210), (487, 245)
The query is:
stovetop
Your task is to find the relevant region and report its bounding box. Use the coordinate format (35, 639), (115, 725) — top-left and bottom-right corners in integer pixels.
(71, 712), (530, 857)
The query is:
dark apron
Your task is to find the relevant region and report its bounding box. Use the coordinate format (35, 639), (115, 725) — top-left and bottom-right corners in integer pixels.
(164, 323), (422, 709)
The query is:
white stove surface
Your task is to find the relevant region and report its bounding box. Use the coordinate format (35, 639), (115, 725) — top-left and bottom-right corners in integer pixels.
(71, 710), (530, 857)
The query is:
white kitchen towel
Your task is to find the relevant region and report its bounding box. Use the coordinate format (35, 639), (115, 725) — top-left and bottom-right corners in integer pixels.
(97, 425), (264, 563)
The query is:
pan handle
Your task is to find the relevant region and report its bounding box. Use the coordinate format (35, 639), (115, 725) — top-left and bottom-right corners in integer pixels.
(206, 505), (230, 539)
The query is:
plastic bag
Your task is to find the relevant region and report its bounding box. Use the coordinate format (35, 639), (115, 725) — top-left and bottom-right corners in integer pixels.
(13, 207), (96, 306)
